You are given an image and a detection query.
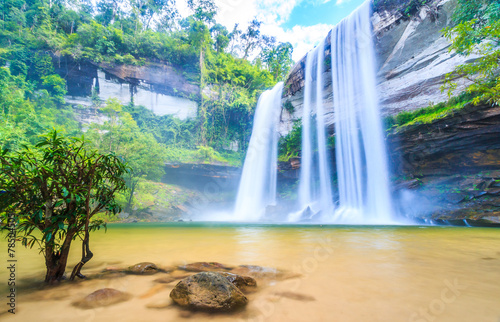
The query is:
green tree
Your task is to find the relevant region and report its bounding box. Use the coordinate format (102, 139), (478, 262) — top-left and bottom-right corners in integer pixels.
(442, 0), (500, 104)
(260, 42), (294, 81)
(0, 131), (128, 283)
(238, 19), (275, 60)
(187, 0), (217, 25)
(88, 99), (167, 212)
(41, 74), (67, 104)
(210, 23), (229, 53)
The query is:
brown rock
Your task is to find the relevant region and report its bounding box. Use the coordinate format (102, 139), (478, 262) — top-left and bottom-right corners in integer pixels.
(72, 288), (131, 309)
(128, 262), (159, 275)
(170, 272), (248, 312)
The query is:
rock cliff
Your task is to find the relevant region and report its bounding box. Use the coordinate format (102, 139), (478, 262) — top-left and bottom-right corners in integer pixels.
(387, 103), (500, 223)
(53, 55), (199, 122)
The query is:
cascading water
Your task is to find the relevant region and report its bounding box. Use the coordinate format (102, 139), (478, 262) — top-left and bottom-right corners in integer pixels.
(290, 41), (335, 222)
(330, 1), (393, 223)
(233, 82), (284, 221)
(232, 0), (394, 224)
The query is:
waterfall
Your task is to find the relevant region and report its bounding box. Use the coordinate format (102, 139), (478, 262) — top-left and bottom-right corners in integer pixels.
(233, 82), (284, 221)
(232, 0), (393, 224)
(331, 1), (393, 223)
(291, 41), (335, 221)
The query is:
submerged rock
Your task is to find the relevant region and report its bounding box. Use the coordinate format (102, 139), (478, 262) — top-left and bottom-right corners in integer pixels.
(72, 288), (131, 309)
(128, 262), (159, 275)
(170, 272), (248, 312)
(232, 265), (302, 281)
(274, 291), (316, 302)
(179, 262), (233, 272)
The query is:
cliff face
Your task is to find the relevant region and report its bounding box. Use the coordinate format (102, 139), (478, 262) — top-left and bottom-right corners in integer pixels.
(280, 0), (470, 136)
(387, 103), (500, 223)
(388, 104), (500, 176)
(53, 55), (199, 122)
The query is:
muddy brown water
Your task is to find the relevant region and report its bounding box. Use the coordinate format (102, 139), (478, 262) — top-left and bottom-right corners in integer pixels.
(1, 223), (499, 321)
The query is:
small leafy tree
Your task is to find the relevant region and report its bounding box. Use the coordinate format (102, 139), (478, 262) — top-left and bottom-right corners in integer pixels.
(442, 0), (500, 104)
(260, 42), (294, 81)
(0, 130), (129, 283)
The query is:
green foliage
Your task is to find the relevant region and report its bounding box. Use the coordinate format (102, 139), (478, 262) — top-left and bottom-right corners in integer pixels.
(284, 100), (294, 113)
(0, 67), (80, 150)
(187, 0), (218, 24)
(0, 130), (129, 282)
(260, 42), (294, 82)
(41, 74), (67, 103)
(442, 0), (500, 105)
(451, 0), (500, 25)
(0, 0), (287, 170)
(278, 120), (302, 162)
(86, 99), (168, 212)
(373, 0), (428, 16)
(385, 92), (477, 130)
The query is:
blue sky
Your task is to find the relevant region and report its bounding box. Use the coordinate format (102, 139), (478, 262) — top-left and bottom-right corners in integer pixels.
(178, 0), (368, 61)
(282, 0), (366, 29)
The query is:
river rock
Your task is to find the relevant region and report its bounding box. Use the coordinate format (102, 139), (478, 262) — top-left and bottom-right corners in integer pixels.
(170, 272), (248, 312)
(128, 262), (159, 275)
(72, 288), (131, 309)
(218, 272), (257, 290)
(179, 262), (233, 272)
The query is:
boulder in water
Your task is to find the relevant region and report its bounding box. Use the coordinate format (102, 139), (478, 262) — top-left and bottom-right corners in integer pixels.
(128, 262), (159, 275)
(73, 288), (131, 309)
(170, 272), (248, 312)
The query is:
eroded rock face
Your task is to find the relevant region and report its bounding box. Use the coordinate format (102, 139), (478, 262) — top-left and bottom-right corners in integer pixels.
(170, 272), (248, 312)
(72, 288), (131, 309)
(387, 103), (500, 223)
(387, 103), (500, 175)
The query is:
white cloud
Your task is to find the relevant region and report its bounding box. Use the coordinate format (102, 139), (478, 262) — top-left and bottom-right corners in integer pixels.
(261, 23), (333, 61)
(177, 0), (335, 62)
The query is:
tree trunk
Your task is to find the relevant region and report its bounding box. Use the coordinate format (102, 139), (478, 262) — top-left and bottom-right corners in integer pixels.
(44, 234), (73, 283)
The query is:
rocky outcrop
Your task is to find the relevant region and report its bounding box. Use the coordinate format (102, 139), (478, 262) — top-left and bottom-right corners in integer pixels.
(374, 0), (473, 115)
(170, 272), (248, 312)
(53, 55), (199, 122)
(388, 103), (500, 223)
(280, 0), (470, 136)
(388, 103), (500, 175)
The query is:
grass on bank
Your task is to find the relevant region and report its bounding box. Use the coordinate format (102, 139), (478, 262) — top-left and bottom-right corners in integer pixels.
(385, 92), (478, 131)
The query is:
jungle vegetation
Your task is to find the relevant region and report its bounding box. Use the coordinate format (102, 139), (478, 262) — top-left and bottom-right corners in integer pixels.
(0, 0), (295, 213)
